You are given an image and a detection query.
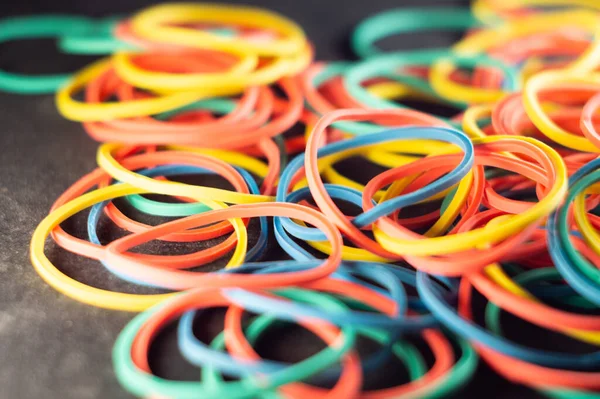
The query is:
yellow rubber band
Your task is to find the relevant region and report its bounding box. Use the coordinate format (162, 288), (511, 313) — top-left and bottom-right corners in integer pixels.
(472, 0), (600, 24)
(574, 190), (600, 256)
(426, 170), (473, 237)
(458, 10), (599, 53)
(429, 58), (514, 104)
(97, 143), (274, 204)
(29, 183), (247, 311)
(56, 59), (235, 121)
(485, 263), (600, 345)
(373, 135), (567, 256)
(129, 3), (307, 57)
(523, 71), (600, 153)
(462, 104), (491, 139)
(113, 45), (312, 93)
(165, 145), (270, 178)
(470, 214), (600, 345)
(289, 137), (470, 261)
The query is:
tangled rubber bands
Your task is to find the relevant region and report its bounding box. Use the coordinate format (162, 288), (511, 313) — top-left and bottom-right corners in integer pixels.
(7, 0), (600, 397)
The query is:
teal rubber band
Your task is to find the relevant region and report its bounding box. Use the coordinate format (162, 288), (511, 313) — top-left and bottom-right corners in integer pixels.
(426, 336), (478, 399)
(352, 8), (481, 58)
(201, 288), (475, 399)
(558, 169), (600, 284)
(274, 133), (288, 171)
(440, 186), (459, 215)
(430, 52), (520, 102)
(542, 389), (600, 399)
(0, 15), (100, 93)
(59, 21), (237, 55)
(202, 316), (428, 398)
(125, 98), (240, 217)
(344, 49), (468, 112)
(308, 62), (460, 136)
(344, 49), (518, 113)
(57, 16), (133, 54)
(113, 289), (357, 399)
(155, 98), (237, 121)
(485, 267), (600, 399)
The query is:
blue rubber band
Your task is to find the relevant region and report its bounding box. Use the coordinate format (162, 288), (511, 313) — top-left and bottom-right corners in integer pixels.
(177, 260), (435, 382)
(416, 271), (600, 369)
(87, 164), (269, 287)
(275, 125), (473, 242)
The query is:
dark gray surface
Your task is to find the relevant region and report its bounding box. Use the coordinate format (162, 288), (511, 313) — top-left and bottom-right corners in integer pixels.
(0, 0), (554, 398)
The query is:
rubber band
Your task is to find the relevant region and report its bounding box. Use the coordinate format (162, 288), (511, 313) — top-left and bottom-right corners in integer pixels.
(343, 50), (470, 113)
(370, 135), (566, 258)
(0, 15), (98, 93)
(112, 45), (312, 93)
(20, 2), (600, 396)
(302, 62), (453, 137)
(549, 158), (600, 306)
(114, 287), (360, 399)
(57, 16), (130, 55)
(429, 53), (519, 104)
(56, 58), (232, 121)
(225, 262), (439, 332)
(178, 262), (425, 391)
(275, 115), (472, 261)
(472, 0), (600, 24)
(97, 149), (256, 242)
(82, 74), (304, 151)
(523, 71), (600, 152)
(177, 262), (405, 379)
(483, 265), (600, 346)
(96, 144), (273, 204)
(124, 148), (271, 216)
(456, 273), (600, 390)
(57, 18), (247, 55)
(128, 3), (308, 57)
(300, 110), (473, 259)
(456, 10), (600, 57)
(351, 8), (480, 58)
(56, 48), (308, 122)
(81, 64), (271, 145)
(87, 165), (269, 287)
(52, 149), (248, 260)
(223, 286), (461, 399)
(580, 91), (600, 150)
(417, 270), (600, 370)
(31, 170), (248, 311)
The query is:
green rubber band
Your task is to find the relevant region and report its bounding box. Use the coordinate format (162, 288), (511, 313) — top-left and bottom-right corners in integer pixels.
(440, 186), (459, 215)
(125, 98), (240, 217)
(485, 267), (600, 399)
(274, 133), (288, 171)
(351, 8), (481, 58)
(426, 336), (478, 399)
(59, 25), (237, 55)
(0, 15), (100, 93)
(309, 62), (461, 136)
(202, 316), (427, 398)
(57, 16), (132, 55)
(542, 388), (600, 399)
(113, 288), (357, 399)
(344, 49), (518, 112)
(558, 169), (600, 283)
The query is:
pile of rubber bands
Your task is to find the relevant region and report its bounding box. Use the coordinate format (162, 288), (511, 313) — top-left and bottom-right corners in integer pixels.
(6, 0), (600, 397)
